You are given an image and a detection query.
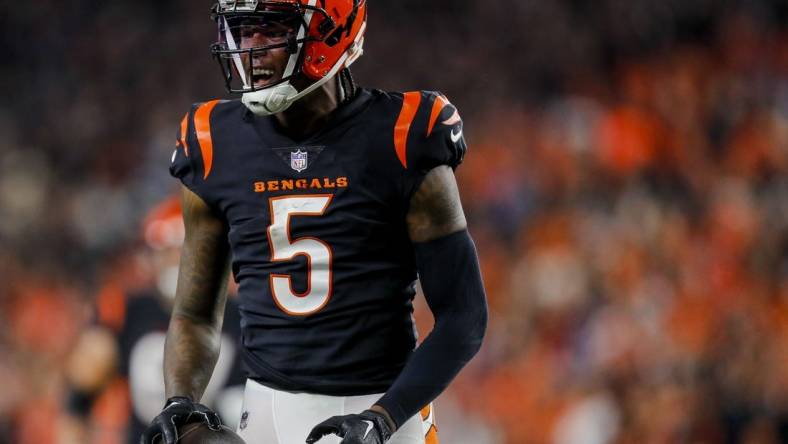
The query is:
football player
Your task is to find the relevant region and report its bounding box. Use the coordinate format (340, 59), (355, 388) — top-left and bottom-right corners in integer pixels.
(141, 1), (487, 443)
(63, 197), (245, 444)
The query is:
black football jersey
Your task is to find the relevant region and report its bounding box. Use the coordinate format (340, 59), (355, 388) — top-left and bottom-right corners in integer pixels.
(170, 88), (467, 396)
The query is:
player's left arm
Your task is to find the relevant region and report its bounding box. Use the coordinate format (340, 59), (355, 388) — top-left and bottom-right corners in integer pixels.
(306, 166), (487, 443)
(376, 165), (487, 425)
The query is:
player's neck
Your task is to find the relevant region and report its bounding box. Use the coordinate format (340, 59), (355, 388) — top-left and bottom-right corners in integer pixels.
(274, 78), (341, 141)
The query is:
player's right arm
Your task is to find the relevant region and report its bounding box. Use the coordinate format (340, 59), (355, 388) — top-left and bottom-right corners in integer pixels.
(164, 186), (231, 400)
(140, 186), (229, 444)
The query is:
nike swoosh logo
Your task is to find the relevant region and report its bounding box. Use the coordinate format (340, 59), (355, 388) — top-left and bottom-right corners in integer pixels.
(450, 128), (463, 143)
(362, 420), (374, 440)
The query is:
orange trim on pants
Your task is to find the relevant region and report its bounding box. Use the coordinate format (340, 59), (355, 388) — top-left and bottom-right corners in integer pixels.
(420, 404), (439, 444)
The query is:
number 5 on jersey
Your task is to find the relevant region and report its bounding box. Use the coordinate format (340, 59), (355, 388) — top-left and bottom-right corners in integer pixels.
(267, 195), (333, 315)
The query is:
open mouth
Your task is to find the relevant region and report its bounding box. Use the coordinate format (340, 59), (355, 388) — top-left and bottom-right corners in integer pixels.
(252, 67), (276, 87)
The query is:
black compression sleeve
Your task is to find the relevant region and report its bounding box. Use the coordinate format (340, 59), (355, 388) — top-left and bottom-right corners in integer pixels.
(376, 229), (487, 428)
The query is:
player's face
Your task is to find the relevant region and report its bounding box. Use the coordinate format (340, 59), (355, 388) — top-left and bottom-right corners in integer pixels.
(237, 16), (298, 89)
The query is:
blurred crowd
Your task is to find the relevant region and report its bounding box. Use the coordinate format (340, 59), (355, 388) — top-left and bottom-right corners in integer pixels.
(1, 1), (787, 443)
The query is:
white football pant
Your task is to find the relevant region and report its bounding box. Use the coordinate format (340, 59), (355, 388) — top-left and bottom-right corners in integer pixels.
(236, 378), (438, 444)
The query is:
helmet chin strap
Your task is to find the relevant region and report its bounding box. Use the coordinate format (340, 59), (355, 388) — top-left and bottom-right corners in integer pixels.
(242, 47), (355, 116)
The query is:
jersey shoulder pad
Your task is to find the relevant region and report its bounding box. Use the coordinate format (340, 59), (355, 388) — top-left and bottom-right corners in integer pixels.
(389, 90), (467, 172)
(170, 99), (233, 185)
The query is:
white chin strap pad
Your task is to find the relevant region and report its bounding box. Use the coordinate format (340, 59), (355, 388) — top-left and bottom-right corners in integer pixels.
(241, 19), (366, 117)
(241, 47), (354, 116)
(242, 82), (299, 116)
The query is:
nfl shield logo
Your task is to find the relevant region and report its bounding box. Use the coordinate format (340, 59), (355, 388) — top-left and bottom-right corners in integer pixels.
(290, 149), (308, 172)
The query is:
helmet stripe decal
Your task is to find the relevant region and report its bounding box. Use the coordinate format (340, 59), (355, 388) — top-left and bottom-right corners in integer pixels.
(284, 20), (366, 104)
(194, 100), (221, 179)
(426, 95), (450, 137)
(179, 112), (190, 157)
(394, 91), (422, 169)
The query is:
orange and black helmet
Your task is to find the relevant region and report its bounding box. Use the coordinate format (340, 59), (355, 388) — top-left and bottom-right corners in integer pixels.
(210, 0), (367, 94)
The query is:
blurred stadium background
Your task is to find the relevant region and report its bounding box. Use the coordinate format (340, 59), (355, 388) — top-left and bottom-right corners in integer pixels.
(1, 0), (787, 443)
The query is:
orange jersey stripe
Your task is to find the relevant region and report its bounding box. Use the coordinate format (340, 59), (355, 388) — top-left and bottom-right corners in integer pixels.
(426, 95), (449, 137)
(394, 91), (421, 168)
(194, 100), (221, 179)
(179, 112), (190, 157)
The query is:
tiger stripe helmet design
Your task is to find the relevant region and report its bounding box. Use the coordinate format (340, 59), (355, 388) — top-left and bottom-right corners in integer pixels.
(211, 0), (367, 116)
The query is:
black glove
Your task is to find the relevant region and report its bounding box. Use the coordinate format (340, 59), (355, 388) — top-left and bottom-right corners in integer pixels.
(139, 396), (222, 444)
(306, 409), (394, 444)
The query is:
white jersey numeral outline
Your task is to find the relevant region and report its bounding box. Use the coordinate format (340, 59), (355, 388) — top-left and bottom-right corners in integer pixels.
(267, 195), (334, 315)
